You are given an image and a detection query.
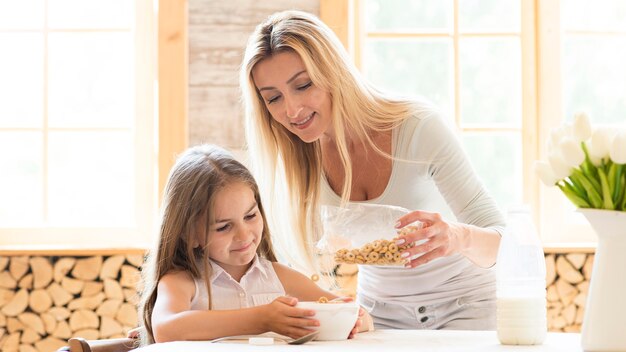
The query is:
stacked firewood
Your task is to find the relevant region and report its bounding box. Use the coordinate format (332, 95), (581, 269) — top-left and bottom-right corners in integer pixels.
(0, 254), (143, 352)
(545, 253), (593, 332)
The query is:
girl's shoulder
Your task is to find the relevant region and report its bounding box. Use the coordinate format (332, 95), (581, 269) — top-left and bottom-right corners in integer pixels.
(270, 261), (296, 276)
(158, 270), (196, 291)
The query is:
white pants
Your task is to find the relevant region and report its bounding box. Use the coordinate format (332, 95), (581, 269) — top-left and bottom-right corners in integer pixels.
(359, 291), (496, 330)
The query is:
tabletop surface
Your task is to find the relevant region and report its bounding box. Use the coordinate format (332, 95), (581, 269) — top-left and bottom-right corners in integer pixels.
(132, 329), (583, 352)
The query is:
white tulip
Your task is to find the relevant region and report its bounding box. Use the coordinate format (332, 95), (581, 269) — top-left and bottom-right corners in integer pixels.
(559, 137), (586, 168)
(588, 127), (614, 160)
(548, 153), (573, 180)
(549, 123), (572, 153)
(610, 130), (626, 164)
(534, 161), (558, 186)
(572, 112), (592, 142)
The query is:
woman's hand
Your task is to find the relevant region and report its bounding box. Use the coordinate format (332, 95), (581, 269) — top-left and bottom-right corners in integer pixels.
(349, 307), (374, 338)
(260, 296), (319, 339)
(395, 210), (469, 268)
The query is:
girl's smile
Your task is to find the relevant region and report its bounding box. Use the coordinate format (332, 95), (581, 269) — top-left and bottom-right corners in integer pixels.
(202, 181), (264, 280)
(231, 242), (253, 252)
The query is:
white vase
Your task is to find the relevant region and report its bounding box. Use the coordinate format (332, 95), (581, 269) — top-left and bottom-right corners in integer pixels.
(579, 209), (626, 352)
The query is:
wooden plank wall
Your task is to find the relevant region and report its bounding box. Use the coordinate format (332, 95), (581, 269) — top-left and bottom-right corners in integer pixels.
(187, 0), (319, 150)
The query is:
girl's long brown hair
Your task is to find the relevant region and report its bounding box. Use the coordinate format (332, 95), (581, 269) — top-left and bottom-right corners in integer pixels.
(138, 144), (276, 345)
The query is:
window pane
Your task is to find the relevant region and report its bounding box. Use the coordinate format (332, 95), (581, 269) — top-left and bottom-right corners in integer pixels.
(48, 32), (134, 128)
(364, 0), (452, 31)
(0, 1), (44, 29)
(563, 36), (626, 124)
(48, 0), (133, 29)
(48, 132), (134, 226)
(0, 132), (43, 225)
(562, 0), (626, 31)
(0, 33), (43, 128)
(462, 133), (522, 210)
(363, 38), (453, 121)
(458, 0), (521, 32)
(459, 37), (521, 126)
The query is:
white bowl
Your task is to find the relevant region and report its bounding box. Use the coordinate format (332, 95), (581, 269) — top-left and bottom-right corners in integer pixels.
(296, 301), (359, 341)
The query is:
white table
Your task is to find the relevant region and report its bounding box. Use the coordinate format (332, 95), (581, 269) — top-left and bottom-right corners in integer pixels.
(132, 330), (583, 351)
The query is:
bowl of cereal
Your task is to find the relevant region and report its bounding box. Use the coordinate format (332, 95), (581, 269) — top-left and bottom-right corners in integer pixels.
(296, 299), (359, 341)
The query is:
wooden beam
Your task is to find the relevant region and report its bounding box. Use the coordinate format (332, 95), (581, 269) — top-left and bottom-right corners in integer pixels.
(158, 0), (189, 202)
(320, 0), (350, 49)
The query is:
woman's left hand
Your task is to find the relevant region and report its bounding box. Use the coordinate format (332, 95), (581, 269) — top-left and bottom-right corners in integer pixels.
(395, 210), (468, 268)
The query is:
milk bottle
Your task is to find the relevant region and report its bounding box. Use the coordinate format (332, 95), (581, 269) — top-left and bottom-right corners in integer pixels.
(496, 206), (547, 345)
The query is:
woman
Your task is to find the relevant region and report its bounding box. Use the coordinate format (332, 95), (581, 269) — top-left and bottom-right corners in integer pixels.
(240, 10), (505, 330)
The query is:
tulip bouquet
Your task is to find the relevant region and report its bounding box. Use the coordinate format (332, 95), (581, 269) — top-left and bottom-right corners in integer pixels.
(535, 113), (626, 211)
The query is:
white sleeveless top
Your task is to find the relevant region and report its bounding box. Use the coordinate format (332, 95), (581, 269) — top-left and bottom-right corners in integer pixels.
(190, 255), (286, 310)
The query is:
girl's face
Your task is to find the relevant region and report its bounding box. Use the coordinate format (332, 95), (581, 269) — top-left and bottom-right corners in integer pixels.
(252, 50), (333, 143)
(203, 181), (263, 277)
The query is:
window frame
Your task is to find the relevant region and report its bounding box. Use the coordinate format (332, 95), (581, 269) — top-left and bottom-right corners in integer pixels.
(321, 0), (597, 247)
(0, 0), (187, 250)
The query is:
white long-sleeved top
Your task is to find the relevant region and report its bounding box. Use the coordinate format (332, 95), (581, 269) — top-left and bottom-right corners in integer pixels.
(321, 110), (505, 306)
(190, 255), (285, 310)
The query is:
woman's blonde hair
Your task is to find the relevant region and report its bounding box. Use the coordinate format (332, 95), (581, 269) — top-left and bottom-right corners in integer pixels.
(138, 144), (276, 344)
(240, 10), (420, 276)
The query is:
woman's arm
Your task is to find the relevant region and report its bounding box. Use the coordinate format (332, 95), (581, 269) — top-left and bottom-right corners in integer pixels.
(396, 114), (505, 268)
(151, 271), (318, 342)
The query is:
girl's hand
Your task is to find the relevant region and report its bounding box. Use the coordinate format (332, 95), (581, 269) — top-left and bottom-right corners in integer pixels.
(395, 210), (469, 268)
(261, 296), (319, 339)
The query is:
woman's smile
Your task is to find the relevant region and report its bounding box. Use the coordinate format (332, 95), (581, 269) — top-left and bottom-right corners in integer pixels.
(252, 51), (333, 143)
(291, 112), (315, 129)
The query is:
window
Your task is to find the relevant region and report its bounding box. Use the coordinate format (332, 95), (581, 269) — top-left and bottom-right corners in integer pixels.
(0, 0), (158, 248)
(321, 0), (626, 244)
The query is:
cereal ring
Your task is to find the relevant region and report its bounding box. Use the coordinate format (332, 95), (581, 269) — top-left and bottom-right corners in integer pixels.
(318, 296), (329, 303)
(346, 252), (356, 260)
(393, 252), (402, 261)
(388, 243), (398, 253)
(372, 240), (382, 250)
(379, 246), (388, 254)
(311, 274), (319, 282)
(384, 251), (393, 260)
(367, 251), (379, 261)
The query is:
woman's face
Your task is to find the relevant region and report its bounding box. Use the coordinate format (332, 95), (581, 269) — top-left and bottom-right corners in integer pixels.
(252, 50), (333, 143)
(201, 181), (263, 276)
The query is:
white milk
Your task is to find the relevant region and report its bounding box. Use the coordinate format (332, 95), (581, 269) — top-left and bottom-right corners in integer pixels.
(496, 207), (547, 345)
(497, 297), (547, 345)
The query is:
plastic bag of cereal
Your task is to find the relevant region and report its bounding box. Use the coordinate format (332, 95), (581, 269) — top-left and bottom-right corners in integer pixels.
(317, 204), (424, 266)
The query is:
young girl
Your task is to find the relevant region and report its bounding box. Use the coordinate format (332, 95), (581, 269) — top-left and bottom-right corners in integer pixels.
(138, 144), (370, 344)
